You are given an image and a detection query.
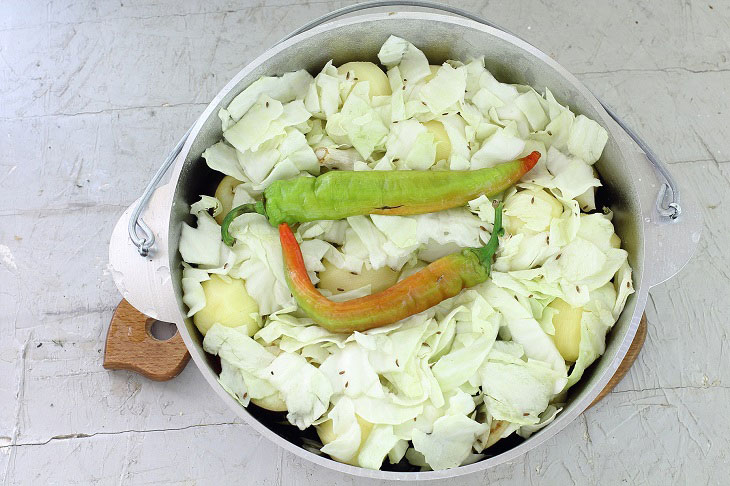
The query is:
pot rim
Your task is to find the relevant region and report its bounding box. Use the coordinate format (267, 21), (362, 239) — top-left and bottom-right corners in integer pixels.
(165, 11), (648, 481)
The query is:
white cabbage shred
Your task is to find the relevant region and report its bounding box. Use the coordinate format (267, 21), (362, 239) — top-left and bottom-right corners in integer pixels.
(180, 36), (632, 471)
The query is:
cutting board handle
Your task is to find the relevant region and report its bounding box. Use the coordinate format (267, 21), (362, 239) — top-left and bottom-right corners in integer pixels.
(103, 299), (190, 381)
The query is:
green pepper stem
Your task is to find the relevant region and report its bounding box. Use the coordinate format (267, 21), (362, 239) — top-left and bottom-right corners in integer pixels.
(470, 202), (505, 276)
(221, 201), (266, 246)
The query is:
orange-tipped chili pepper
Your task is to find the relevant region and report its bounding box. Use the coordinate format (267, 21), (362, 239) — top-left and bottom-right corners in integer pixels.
(222, 152), (538, 246)
(280, 203), (505, 333)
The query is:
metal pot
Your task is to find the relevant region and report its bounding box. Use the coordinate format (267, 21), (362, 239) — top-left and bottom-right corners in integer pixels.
(108, 2), (701, 480)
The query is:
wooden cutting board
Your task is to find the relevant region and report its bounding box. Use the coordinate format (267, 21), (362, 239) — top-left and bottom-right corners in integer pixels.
(103, 299), (647, 404)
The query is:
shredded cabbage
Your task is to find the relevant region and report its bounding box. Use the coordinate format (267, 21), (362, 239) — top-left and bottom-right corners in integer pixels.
(419, 64), (467, 114)
(226, 69), (313, 121)
(179, 36), (634, 472)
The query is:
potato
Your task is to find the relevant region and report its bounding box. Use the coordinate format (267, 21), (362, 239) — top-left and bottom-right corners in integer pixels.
(317, 260), (399, 295)
(193, 275), (260, 336)
(423, 64), (442, 83)
(548, 298), (583, 362)
(214, 175), (242, 225)
(251, 394), (288, 412)
(423, 120), (452, 162)
(610, 233), (621, 249)
(316, 414), (374, 466)
(337, 62), (390, 98)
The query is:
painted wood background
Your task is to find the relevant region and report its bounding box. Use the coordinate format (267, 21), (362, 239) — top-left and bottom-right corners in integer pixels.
(1, 1), (728, 483)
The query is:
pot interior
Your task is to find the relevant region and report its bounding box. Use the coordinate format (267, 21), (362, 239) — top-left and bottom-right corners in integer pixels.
(168, 13), (644, 473)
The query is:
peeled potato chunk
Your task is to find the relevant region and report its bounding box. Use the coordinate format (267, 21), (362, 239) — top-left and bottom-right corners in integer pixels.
(214, 175), (242, 224)
(423, 120), (452, 162)
(423, 64), (442, 83)
(317, 260), (399, 295)
(548, 298), (583, 362)
(337, 62), (391, 97)
(316, 414), (374, 466)
(193, 275), (260, 337)
(251, 394), (288, 412)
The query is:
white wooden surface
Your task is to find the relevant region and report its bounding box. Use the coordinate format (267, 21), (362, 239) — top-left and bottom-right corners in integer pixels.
(1, 1), (728, 484)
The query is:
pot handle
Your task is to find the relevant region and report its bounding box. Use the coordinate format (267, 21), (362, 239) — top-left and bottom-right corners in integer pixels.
(109, 182), (181, 323)
(625, 144), (703, 288)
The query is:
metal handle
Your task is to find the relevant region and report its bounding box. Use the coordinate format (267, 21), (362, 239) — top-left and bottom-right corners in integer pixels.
(128, 0), (681, 257)
(129, 125), (194, 256)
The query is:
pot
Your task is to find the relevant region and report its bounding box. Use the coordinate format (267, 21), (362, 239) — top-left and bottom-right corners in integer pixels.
(108, 2), (702, 480)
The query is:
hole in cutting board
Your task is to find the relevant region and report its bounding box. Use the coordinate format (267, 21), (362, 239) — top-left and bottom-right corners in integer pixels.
(146, 319), (177, 341)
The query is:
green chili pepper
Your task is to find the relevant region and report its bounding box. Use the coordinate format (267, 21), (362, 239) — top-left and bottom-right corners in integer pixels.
(221, 152), (538, 246)
(279, 202), (505, 333)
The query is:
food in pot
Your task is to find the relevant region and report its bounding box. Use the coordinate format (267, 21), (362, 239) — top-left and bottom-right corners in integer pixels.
(316, 259), (399, 296)
(178, 35), (634, 471)
(278, 202), (504, 333)
(337, 62), (391, 98)
(219, 151), (538, 244)
(191, 274), (260, 337)
(213, 175), (242, 225)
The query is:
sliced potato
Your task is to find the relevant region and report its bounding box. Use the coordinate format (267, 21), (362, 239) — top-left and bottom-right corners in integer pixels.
(317, 260), (399, 295)
(423, 120), (452, 162)
(193, 275), (260, 336)
(337, 62), (391, 98)
(214, 175), (242, 224)
(316, 414), (374, 466)
(548, 298), (583, 362)
(251, 394), (288, 412)
(423, 64), (442, 83)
